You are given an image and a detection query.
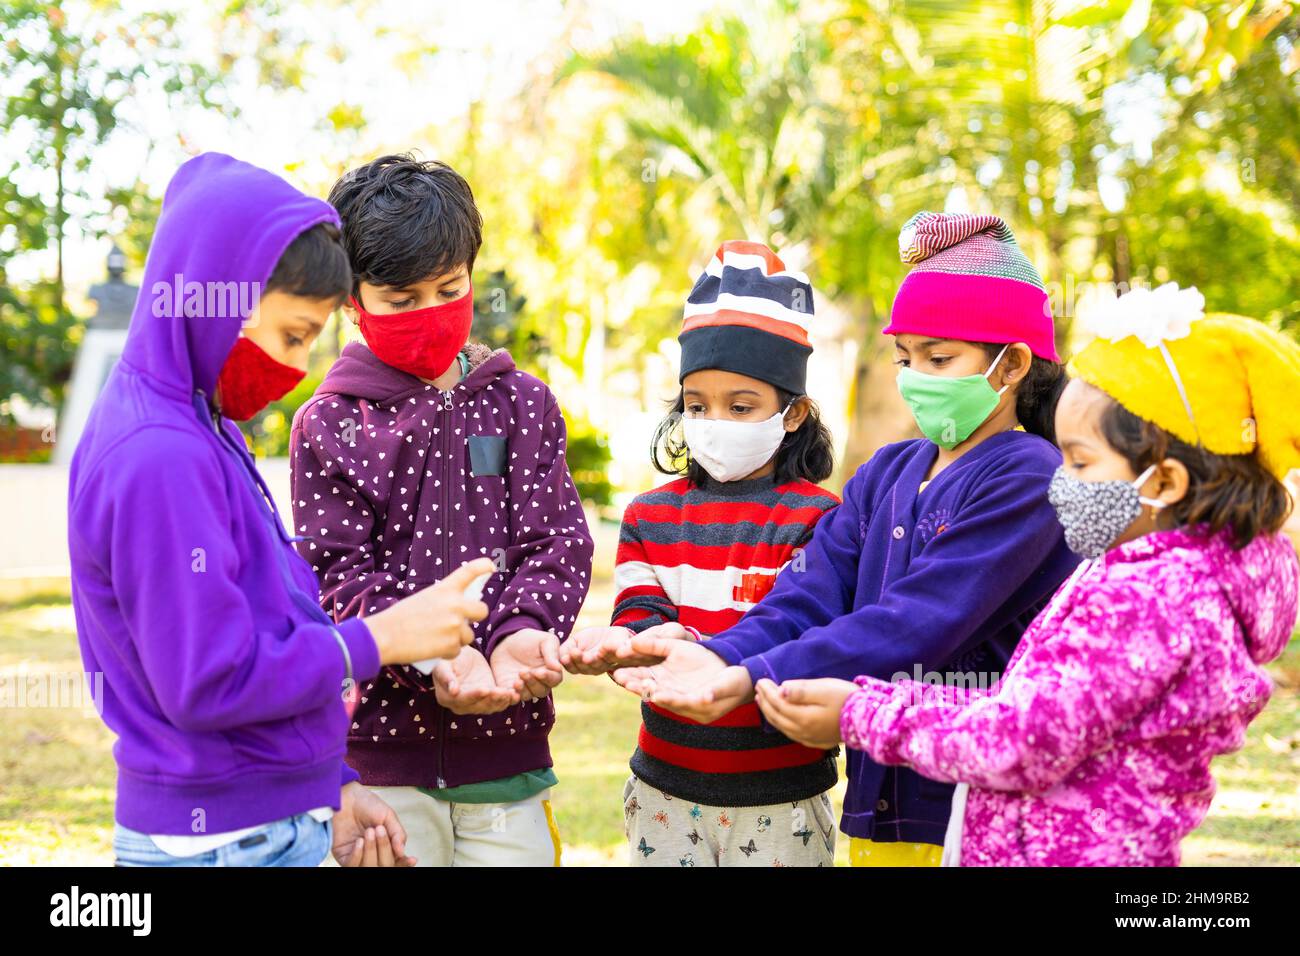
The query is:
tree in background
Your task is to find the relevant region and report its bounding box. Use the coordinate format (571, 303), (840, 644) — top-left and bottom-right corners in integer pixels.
(569, 0), (1300, 470)
(0, 1), (227, 422)
(4, 0), (1297, 486)
(0, 0), (329, 424)
(563, 3), (931, 476)
(1119, 3), (1300, 328)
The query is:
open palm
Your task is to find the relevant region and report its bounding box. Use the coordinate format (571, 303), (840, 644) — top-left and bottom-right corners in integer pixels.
(610, 635), (727, 698)
(433, 646), (517, 714)
(490, 628), (564, 701)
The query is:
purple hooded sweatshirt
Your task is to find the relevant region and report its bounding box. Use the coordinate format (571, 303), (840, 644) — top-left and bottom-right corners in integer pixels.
(290, 341), (594, 788)
(67, 153), (381, 835)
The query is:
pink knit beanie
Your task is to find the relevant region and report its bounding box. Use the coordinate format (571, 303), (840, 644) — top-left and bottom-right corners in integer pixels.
(882, 211), (1058, 361)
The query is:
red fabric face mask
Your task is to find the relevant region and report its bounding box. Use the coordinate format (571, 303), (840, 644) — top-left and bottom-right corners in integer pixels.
(351, 286), (474, 380)
(215, 336), (306, 420)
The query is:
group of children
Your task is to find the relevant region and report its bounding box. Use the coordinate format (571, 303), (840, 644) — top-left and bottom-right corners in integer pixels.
(68, 151), (1300, 868)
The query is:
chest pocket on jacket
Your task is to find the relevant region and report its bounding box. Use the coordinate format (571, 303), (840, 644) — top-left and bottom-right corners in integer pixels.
(467, 435), (507, 477)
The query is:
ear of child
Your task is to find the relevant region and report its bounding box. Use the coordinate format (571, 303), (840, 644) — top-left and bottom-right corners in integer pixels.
(783, 397), (811, 432)
(1145, 459), (1191, 511)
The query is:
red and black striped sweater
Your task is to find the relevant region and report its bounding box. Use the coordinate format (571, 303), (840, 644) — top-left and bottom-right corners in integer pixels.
(612, 474), (841, 806)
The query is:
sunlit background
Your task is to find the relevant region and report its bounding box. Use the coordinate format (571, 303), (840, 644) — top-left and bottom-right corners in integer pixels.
(2, 0), (1298, 865)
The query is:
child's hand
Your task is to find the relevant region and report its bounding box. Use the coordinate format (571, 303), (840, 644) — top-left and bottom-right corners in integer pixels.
(609, 635), (751, 722)
(332, 782), (417, 867)
(560, 626), (634, 675)
(433, 645), (519, 715)
(490, 628), (565, 701)
(754, 677), (858, 750)
(367, 558), (495, 666)
(630, 621), (694, 647)
(650, 665), (755, 724)
(610, 622), (697, 667)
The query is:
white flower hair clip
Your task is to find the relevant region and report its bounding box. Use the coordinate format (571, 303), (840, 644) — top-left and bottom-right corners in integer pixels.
(1085, 282), (1205, 349)
(1084, 281), (1206, 445)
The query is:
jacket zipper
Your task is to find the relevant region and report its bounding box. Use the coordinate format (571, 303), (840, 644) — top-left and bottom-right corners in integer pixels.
(198, 390), (333, 623)
(196, 388), (336, 759)
(435, 385), (454, 789)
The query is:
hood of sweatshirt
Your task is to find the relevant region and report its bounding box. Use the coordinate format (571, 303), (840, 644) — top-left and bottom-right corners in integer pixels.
(1206, 530), (1299, 664)
(1103, 524), (1298, 665)
(120, 151), (340, 402)
(66, 153), (380, 836)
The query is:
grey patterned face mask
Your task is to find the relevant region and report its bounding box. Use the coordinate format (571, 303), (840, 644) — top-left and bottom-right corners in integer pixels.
(1047, 464), (1165, 559)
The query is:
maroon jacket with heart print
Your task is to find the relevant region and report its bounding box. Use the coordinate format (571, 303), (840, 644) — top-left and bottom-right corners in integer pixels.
(289, 341), (594, 788)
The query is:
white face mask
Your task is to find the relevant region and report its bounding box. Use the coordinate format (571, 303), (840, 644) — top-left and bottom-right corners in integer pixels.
(681, 404), (792, 483)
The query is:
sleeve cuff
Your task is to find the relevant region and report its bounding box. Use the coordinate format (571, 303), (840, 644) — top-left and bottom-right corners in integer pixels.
(852, 675), (898, 707)
(740, 654), (780, 687)
(840, 678), (898, 753)
(706, 638), (747, 666)
(737, 656), (790, 736)
(339, 760), (360, 789)
(336, 616), (381, 683)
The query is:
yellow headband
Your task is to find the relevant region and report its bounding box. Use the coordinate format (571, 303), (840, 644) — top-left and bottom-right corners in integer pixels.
(1070, 287), (1300, 480)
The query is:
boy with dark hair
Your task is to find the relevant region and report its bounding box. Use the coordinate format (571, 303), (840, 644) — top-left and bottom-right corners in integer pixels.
(69, 152), (491, 867)
(291, 154), (594, 866)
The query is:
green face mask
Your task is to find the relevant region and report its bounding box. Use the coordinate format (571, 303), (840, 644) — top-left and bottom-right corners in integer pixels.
(897, 344), (1010, 450)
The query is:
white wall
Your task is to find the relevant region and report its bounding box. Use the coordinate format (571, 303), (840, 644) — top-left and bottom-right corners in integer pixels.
(0, 459), (295, 579)
(0, 459), (615, 582)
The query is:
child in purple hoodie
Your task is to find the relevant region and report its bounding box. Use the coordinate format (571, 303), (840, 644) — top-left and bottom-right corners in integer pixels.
(291, 155), (594, 866)
(68, 153), (493, 868)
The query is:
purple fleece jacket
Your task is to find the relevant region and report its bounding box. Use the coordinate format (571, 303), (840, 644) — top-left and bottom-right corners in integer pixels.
(706, 431), (1080, 843)
(290, 341), (594, 788)
(67, 153), (380, 835)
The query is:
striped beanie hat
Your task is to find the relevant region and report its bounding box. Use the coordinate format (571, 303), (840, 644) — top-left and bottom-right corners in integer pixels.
(679, 240), (814, 395)
(883, 211), (1058, 361)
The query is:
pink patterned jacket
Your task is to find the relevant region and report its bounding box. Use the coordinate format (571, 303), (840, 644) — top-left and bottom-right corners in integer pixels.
(840, 526), (1299, 866)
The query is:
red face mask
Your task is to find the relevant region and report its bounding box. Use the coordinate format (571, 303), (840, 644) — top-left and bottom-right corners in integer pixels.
(351, 286), (474, 380)
(215, 336), (306, 420)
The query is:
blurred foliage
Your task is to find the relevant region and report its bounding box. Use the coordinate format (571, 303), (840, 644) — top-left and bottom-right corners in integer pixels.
(0, 0), (224, 421)
(472, 270), (546, 370)
(99, 180), (164, 273)
(1123, 179), (1300, 326)
(3, 0), (1299, 468)
(565, 416), (615, 507)
(239, 372), (321, 458)
(0, 278), (80, 420)
(564, 0), (1300, 467)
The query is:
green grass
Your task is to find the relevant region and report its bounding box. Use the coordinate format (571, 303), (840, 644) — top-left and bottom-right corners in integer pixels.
(1, 581), (1296, 866)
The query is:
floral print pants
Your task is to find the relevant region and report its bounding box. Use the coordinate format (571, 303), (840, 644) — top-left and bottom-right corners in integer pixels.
(622, 774), (836, 867)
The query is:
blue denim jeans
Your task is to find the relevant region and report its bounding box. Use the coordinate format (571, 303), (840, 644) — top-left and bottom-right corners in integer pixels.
(113, 812), (332, 867)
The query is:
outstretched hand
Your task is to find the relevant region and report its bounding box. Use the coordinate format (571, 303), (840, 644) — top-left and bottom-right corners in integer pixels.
(489, 628), (565, 701)
(609, 634), (753, 723)
(754, 677), (859, 750)
(433, 645), (519, 715)
(332, 782), (417, 867)
(561, 621), (695, 674)
(559, 625), (634, 675)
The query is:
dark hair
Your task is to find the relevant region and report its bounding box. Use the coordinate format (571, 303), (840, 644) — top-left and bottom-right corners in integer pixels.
(651, 385), (835, 489)
(978, 342), (1068, 445)
(265, 223), (352, 306)
(1096, 394), (1291, 548)
(327, 153), (483, 297)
